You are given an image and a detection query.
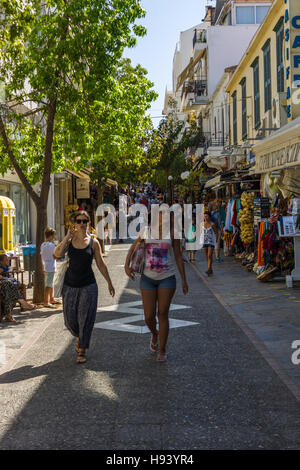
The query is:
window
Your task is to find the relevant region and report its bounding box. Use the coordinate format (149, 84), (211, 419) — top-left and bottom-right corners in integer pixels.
(263, 40), (271, 112)
(240, 78), (247, 140)
(274, 17), (284, 93)
(236, 5), (270, 25)
(236, 6), (255, 24)
(256, 6), (270, 24)
(232, 91), (237, 145)
(252, 58), (261, 129)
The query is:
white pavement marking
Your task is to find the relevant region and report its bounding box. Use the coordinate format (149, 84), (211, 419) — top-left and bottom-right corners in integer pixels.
(94, 300), (197, 334)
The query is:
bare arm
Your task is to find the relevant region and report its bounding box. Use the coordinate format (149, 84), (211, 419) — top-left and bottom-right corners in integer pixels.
(54, 227), (75, 258)
(93, 239), (115, 297)
(124, 232), (145, 280)
(172, 238), (188, 295)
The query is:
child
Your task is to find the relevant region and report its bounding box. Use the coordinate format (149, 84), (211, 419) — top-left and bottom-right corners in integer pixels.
(202, 211), (218, 276)
(187, 216), (197, 262)
(41, 227), (60, 308)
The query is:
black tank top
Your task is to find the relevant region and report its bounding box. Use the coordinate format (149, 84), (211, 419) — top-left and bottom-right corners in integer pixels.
(64, 237), (96, 288)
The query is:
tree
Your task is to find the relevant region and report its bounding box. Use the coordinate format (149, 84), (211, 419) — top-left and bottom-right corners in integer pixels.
(0, 0), (156, 302)
(148, 99), (205, 198)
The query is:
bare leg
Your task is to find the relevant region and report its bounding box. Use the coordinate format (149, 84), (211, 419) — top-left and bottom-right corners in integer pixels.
(208, 247), (213, 273)
(157, 288), (176, 355)
(141, 289), (158, 345)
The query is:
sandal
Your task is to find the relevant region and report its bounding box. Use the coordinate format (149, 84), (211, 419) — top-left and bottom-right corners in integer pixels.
(3, 315), (16, 323)
(150, 338), (159, 352)
(50, 300), (62, 305)
(42, 304), (56, 309)
(21, 304), (38, 312)
(156, 351), (167, 362)
(76, 348), (86, 364)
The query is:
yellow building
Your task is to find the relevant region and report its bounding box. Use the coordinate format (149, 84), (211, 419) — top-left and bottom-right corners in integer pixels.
(226, 0), (300, 198)
(226, 0), (289, 146)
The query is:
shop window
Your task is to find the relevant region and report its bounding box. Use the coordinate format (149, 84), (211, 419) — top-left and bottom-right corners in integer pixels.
(263, 39), (272, 112)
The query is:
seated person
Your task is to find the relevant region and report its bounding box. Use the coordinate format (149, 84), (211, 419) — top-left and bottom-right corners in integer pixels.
(0, 254), (37, 323)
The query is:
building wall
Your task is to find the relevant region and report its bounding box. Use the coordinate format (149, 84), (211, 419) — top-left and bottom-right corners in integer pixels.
(226, 0), (287, 145)
(207, 25), (261, 96)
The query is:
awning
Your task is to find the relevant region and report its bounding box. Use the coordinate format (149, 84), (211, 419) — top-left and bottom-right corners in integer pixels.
(204, 175), (221, 189)
(254, 115), (300, 174)
(105, 178), (118, 188)
(63, 168), (90, 181)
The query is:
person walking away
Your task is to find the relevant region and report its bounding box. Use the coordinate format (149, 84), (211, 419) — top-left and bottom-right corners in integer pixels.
(187, 215), (196, 262)
(124, 210), (189, 362)
(202, 211), (218, 276)
(209, 201), (223, 262)
(54, 210), (115, 364)
(0, 254), (37, 322)
(41, 227), (61, 308)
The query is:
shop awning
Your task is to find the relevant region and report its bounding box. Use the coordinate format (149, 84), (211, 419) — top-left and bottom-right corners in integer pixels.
(63, 168), (90, 181)
(254, 115), (300, 174)
(105, 178), (118, 188)
(204, 175), (221, 189)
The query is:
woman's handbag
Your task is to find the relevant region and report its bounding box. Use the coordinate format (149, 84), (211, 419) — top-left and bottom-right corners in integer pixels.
(129, 240), (146, 274)
(53, 257), (69, 298)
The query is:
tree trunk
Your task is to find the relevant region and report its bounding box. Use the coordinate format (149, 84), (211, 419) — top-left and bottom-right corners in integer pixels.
(32, 202), (48, 304)
(97, 185), (105, 254)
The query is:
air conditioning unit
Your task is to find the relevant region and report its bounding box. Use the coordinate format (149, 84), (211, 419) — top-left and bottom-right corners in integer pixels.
(272, 92), (287, 129)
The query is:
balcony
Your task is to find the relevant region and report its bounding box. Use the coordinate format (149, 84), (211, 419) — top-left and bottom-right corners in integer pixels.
(192, 29), (207, 60)
(181, 79), (208, 111)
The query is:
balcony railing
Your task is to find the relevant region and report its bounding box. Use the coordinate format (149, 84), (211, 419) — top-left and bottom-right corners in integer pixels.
(181, 79), (207, 99)
(193, 29), (207, 49)
(204, 133), (229, 151)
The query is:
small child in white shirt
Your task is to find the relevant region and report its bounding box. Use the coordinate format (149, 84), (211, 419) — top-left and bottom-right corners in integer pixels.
(41, 227), (60, 308)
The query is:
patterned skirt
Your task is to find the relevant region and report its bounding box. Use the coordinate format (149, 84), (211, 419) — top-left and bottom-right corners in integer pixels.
(62, 282), (98, 349)
(0, 279), (23, 317)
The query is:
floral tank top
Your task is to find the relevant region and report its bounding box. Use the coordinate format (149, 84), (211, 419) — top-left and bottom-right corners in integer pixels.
(143, 239), (176, 280)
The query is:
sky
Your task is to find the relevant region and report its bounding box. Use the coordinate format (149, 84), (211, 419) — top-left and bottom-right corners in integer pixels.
(126, 0), (209, 127)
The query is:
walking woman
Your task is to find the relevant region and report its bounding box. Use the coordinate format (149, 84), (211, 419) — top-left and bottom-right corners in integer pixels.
(202, 210), (218, 276)
(54, 210), (115, 364)
(124, 210), (188, 362)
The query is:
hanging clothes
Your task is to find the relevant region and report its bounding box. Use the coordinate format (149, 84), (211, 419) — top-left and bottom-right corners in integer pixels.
(257, 221), (265, 267)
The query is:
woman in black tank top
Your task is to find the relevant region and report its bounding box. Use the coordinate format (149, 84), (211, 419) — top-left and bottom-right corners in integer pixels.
(54, 210), (115, 363)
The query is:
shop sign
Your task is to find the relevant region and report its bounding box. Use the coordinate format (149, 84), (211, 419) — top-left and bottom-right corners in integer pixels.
(76, 178), (90, 199)
(285, 0), (300, 120)
(256, 141), (300, 172)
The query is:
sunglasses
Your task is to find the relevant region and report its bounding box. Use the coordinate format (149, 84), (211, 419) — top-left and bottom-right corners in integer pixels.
(76, 219), (88, 224)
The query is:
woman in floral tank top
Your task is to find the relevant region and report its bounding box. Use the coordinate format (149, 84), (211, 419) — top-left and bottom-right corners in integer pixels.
(125, 208), (188, 362)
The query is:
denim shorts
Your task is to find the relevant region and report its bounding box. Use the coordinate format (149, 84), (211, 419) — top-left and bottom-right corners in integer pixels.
(140, 274), (177, 290)
(45, 272), (55, 287)
(203, 244), (215, 249)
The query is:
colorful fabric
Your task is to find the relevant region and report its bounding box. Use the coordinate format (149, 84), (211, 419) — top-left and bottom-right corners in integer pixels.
(143, 239), (176, 281)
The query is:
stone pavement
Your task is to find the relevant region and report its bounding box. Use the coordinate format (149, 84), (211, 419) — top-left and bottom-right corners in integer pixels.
(192, 250), (300, 394)
(1, 244), (300, 449)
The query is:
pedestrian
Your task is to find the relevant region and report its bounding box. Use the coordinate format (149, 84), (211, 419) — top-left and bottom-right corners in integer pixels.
(41, 227), (61, 308)
(124, 210), (189, 362)
(0, 254), (37, 322)
(187, 215), (196, 262)
(201, 210), (218, 276)
(54, 210), (115, 364)
(209, 201), (223, 262)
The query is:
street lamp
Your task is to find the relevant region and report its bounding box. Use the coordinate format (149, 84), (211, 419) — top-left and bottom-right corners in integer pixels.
(168, 175), (173, 204)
